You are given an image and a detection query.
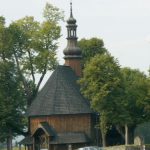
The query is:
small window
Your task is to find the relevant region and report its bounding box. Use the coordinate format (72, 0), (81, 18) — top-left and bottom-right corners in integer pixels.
(71, 30), (74, 36)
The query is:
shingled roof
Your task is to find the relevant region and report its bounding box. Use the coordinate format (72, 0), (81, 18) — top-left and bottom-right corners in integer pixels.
(27, 65), (92, 117)
(50, 132), (90, 144)
(19, 136), (33, 145)
(32, 122), (56, 137)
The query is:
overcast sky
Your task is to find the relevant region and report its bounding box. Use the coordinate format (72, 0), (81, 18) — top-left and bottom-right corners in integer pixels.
(0, 0), (150, 74)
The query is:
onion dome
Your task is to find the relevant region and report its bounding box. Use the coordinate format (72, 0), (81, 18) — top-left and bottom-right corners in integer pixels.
(67, 2), (76, 24)
(63, 44), (81, 58)
(63, 2), (82, 59)
(67, 16), (76, 24)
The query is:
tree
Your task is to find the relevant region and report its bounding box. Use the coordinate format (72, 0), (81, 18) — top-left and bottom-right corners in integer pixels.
(0, 62), (26, 150)
(43, 2), (64, 23)
(0, 17), (26, 150)
(118, 68), (150, 144)
(79, 53), (123, 146)
(7, 2), (63, 106)
(78, 37), (107, 65)
(0, 2), (64, 148)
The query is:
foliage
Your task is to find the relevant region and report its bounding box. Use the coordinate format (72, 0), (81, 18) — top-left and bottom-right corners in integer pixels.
(78, 37), (107, 65)
(8, 15), (60, 105)
(6, 2), (63, 106)
(0, 2), (63, 144)
(79, 53), (123, 146)
(114, 68), (150, 144)
(120, 68), (150, 125)
(43, 2), (64, 23)
(0, 17), (26, 143)
(79, 53), (122, 112)
(0, 62), (26, 141)
(79, 46), (150, 145)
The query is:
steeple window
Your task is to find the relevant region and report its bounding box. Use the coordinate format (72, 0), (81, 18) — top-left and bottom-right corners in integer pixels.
(71, 30), (74, 37)
(69, 29), (76, 37)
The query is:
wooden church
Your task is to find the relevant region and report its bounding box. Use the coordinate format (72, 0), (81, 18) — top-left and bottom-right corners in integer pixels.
(20, 2), (96, 150)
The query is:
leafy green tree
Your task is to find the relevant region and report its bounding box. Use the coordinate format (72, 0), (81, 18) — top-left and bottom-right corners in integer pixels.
(79, 53), (123, 146)
(7, 2), (63, 106)
(0, 2), (63, 148)
(0, 62), (26, 150)
(0, 17), (26, 149)
(78, 37), (107, 65)
(43, 2), (64, 23)
(119, 68), (150, 144)
(0, 17), (12, 60)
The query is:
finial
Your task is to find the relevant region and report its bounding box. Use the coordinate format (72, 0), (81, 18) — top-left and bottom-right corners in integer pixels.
(70, 0), (73, 17)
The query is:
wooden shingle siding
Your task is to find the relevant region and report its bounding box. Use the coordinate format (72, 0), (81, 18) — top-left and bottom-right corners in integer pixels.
(30, 114), (92, 137)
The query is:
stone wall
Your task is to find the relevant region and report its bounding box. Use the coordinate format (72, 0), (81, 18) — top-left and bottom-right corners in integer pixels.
(104, 145), (126, 150)
(104, 145), (150, 150)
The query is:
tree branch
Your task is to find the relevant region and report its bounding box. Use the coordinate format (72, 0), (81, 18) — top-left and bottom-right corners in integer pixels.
(13, 52), (29, 97)
(27, 49), (35, 83)
(116, 125), (125, 140)
(36, 66), (47, 94)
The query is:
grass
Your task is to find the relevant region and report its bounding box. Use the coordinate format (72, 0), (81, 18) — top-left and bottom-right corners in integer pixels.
(0, 146), (25, 150)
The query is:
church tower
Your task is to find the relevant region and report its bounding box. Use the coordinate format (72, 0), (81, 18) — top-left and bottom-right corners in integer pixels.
(63, 2), (82, 76)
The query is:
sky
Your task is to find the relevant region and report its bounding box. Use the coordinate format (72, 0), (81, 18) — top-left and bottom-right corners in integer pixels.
(0, 0), (150, 74)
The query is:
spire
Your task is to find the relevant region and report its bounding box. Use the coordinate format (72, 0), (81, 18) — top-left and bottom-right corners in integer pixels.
(70, 1), (73, 17)
(63, 1), (82, 76)
(67, 1), (76, 24)
(63, 1), (81, 58)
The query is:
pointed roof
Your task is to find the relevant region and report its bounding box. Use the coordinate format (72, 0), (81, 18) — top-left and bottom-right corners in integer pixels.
(27, 65), (92, 117)
(32, 122), (56, 137)
(19, 136), (33, 145)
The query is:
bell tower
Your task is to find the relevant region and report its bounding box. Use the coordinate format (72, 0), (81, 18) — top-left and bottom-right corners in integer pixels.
(63, 2), (82, 76)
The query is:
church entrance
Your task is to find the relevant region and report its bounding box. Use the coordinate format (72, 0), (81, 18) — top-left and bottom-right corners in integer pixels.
(32, 122), (56, 150)
(34, 129), (49, 150)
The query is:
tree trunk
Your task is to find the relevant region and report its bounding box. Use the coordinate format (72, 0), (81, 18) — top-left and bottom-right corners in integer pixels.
(101, 131), (106, 147)
(125, 124), (128, 145)
(7, 129), (12, 150)
(7, 136), (12, 150)
(116, 125), (125, 140)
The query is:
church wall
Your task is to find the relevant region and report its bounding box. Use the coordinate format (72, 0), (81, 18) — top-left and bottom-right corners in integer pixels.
(30, 114), (92, 138)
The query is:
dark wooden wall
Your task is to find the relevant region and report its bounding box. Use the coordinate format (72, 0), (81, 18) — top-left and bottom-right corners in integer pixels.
(30, 114), (92, 138)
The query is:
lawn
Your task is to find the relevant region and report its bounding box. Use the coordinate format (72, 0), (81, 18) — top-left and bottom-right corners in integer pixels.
(1, 146), (25, 150)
